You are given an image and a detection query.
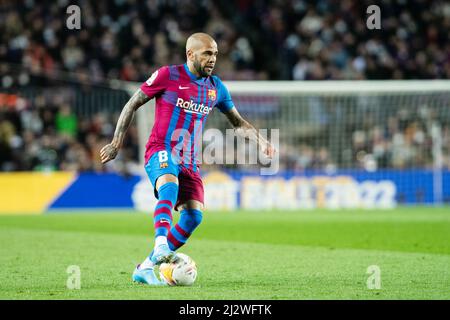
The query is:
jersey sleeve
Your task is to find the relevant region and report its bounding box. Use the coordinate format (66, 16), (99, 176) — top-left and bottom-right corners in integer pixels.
(215, 78), (235, 113)
(140, 66), (169, 99)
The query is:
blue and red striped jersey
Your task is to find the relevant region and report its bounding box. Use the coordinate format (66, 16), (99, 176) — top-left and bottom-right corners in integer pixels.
(140, 64), (234, 170)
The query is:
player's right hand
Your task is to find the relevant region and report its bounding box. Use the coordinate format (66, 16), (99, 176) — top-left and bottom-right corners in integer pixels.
(100, 143), (119, 164)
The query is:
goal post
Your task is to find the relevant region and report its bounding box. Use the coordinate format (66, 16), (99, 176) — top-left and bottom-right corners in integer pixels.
(125, 80), (450, 208)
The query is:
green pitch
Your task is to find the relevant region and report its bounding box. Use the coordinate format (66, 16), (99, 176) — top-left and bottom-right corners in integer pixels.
(1, 208), (449, 300)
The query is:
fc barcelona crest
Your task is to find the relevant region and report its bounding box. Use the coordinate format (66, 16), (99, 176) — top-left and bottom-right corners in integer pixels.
(160, 162), (168, 169)
(208, 89), (216, 101)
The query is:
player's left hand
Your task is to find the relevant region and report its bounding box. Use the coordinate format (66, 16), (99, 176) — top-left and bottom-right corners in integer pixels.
(100, 143), (119, 164)
(263, 142), (276, 159)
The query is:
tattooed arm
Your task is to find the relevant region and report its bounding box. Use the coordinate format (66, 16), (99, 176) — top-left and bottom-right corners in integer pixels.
(100, 89), (150, 164)
(223, 107), (276, 159)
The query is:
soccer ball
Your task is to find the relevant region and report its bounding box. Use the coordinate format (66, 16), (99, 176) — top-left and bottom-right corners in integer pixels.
(159, 253), (197, 286)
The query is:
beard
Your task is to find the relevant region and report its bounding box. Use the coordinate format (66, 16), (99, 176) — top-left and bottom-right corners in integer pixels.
(194, 59), (211, 77)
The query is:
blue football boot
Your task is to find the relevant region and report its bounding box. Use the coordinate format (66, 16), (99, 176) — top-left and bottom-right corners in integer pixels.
(132, 264), (165, 286)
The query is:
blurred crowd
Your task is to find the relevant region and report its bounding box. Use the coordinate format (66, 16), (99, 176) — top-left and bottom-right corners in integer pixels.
(1, 0), (449, 86)
(1, 0), (450, 173)
(281, 106), (450, 172)
(2, 92), (450, 172)
(241, 0), (450, 80)
(0, 92), (139, 173)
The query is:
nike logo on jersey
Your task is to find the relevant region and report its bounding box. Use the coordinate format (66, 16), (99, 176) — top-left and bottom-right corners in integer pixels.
(179, 85), (190, 90)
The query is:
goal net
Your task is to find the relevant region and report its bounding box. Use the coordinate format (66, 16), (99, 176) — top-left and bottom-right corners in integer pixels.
(127, 80), (450, 209)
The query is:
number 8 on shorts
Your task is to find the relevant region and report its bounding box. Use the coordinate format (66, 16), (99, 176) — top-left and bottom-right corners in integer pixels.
(158, 151), (168, 163)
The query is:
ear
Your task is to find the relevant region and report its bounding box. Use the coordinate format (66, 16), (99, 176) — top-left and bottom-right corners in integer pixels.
(186, 49), (195, 62)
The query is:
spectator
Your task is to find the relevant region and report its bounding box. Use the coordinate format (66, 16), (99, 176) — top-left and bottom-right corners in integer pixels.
(55, 104), (77, 138)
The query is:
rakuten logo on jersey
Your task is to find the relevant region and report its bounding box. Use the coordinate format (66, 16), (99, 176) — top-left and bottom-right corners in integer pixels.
(176, 98), (212, 115)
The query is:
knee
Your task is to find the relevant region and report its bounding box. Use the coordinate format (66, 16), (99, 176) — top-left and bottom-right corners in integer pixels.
(156, 174), (178, 190)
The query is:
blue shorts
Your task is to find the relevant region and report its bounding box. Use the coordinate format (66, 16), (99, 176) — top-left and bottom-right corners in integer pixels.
(145, 150), (204, 209)
(145, 150), (180, 188)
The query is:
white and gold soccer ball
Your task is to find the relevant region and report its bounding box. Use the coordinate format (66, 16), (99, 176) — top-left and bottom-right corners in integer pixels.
(159, 253), (197, 286)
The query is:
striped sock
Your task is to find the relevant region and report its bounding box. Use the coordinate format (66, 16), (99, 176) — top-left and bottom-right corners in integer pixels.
(153, 182), (178, 238)
(167, 208), (203, 251)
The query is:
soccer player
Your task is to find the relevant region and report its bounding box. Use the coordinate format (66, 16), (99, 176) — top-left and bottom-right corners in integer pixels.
(100, 33), (275, 285)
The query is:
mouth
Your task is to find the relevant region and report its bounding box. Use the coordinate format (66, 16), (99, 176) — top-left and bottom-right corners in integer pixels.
(205, 65), (214, 72)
